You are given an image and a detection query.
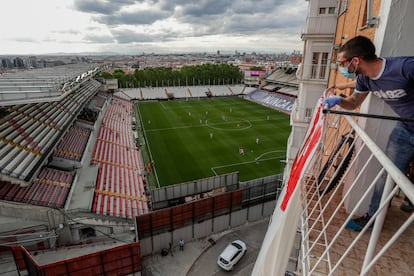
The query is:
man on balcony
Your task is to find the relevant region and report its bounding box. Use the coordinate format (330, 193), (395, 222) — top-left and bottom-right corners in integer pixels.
(324, 35), (414, 231)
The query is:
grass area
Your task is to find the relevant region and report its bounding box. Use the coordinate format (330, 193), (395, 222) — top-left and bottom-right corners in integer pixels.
(135, 97), (290, 187)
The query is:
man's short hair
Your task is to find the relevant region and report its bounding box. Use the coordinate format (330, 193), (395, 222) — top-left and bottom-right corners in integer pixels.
(339, 36), (377, 61)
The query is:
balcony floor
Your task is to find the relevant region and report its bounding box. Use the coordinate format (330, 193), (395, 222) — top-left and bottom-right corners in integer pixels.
(305, 193), (413, 275)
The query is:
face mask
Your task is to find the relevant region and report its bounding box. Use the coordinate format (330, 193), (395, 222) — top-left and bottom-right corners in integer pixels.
(338, 58), (357, 79)
(339, 66), (356, 79)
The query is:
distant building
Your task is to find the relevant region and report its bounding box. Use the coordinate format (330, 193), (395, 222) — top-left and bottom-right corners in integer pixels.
(290, 50), (302, 65)
(1, 58), (13, 69)
(13, 57), (25, 68)
(103, 79), (119, 92)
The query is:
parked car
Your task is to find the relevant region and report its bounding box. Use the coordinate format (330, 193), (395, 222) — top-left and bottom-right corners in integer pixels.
(217, 240), (247, 271)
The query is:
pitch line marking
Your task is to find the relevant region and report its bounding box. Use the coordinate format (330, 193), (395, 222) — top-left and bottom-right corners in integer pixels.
(206, 119), (252, 131)
(160, 102), (167, 110)
(254, 150), (286, 161)
(210, 155), (286, 175)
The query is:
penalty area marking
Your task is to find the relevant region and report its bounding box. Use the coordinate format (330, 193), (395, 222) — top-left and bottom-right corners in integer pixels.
(254, 150), (286, 161)
(210, 154), (285, 176)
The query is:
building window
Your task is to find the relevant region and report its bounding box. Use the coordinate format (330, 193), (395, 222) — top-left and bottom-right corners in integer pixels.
(320, 52), (328, 79)
(305, 108), (313, 122)
(319, 7), (336, 15)
(311, 52), (329, 80)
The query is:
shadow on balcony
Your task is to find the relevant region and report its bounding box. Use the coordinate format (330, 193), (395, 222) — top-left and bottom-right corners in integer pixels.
(299, 110), (414, 275)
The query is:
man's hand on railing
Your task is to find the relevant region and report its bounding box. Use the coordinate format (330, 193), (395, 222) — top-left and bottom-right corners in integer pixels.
(323, 96), (342, 108)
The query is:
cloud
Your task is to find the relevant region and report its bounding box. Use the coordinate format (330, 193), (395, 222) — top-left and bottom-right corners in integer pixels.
(170, 0), (307, 36)
(177, 1), (233, 17)
(73, 0), (136, 14)
(13, 37), (39, 43)
(74, 0), (307, 36)
(94, 9), (169, 25)
(0, 0), (308, 54)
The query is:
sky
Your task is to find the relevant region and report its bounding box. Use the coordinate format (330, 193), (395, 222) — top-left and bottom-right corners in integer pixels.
(0, 0), (309, 55)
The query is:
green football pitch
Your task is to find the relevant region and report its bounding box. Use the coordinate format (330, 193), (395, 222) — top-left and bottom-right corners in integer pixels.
(135, 97), (291, 187)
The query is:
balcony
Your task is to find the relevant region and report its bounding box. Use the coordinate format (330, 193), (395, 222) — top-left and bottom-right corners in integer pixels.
(302, 16), (337, 37)
(300, 63), (330, 82)
(299, 110), (414, 275)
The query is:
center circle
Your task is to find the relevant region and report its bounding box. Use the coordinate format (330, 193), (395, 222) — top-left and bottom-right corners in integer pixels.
(206, 119), (252, 131)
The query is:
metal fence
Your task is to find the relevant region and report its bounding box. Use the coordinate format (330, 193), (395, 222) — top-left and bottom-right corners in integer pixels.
(137, 174), (283, 255)
(8, 243), (141, 276)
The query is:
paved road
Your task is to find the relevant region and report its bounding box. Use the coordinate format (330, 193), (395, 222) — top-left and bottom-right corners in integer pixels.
(141, 218), (269, 276)
(187, 219), (269, 276)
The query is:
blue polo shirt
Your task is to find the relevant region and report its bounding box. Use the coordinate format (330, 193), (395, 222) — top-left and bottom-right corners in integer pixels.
(355, 57), (414, 132)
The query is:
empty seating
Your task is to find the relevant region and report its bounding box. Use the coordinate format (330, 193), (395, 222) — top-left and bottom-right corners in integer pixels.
(117, 85), (250, 100)
(91, 96), (148, 219)
(53, 126), (91, 161)
(0, 168), (74, 208)
(0, 78), (102, 183)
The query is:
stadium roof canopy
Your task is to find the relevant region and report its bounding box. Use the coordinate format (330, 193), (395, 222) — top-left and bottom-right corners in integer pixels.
(0, 64), (102, 106)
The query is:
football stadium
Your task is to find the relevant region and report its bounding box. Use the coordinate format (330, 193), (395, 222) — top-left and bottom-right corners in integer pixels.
(0, 63), (296, 274)
(2, 1), (413, 274)
(136, 97), (290, 186)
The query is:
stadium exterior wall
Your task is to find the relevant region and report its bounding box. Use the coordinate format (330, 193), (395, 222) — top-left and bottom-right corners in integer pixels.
(0, 201), (64, 228)
(138, 199), (276, 256)
(150, 172), (239, 210)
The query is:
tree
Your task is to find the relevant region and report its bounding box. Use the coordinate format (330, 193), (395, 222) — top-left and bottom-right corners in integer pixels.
(107, 64), (244, 88)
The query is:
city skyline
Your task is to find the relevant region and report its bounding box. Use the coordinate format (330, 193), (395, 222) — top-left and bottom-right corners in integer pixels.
(1, 0), (308, 55)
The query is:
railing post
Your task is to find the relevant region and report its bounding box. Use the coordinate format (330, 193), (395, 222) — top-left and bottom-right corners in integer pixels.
(361, 174), (394, 275)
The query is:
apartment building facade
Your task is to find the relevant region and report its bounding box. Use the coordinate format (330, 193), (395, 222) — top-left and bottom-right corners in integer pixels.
(253, 0), (414, 275)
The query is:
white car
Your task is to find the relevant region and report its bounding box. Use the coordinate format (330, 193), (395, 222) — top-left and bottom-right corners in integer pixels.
(217, 240), (247, 271)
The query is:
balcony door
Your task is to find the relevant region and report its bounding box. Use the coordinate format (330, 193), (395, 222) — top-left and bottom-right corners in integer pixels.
(311, 52), (329, 80)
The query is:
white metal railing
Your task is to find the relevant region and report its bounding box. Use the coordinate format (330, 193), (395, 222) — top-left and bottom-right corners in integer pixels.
(299, 111), (414, 275)
(302, 16), (337, 35)
(300, 63), (330, 81)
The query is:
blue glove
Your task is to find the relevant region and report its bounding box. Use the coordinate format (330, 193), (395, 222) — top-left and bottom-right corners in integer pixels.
(323, 96), (342, 108)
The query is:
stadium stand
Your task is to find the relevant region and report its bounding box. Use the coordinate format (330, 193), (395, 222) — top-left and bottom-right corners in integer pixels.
(0, 167), (74, 208)
(1, 77), (149, 219)
(0, 78), (102, 183)
(241, 65), (298, 114)
(0, 64), (100, 105)
(90, 92), (109, 109)
(265, 66), (298, 82)
(113, 90), (133, 101)
(53, 126), (91, 162)
(119, 85), (255, 100)
(91, 96), (148, 218)
(244, 90), (295, 114)
(140, 87), (166, 99)
(277, 86), (298, 97)
(0, 64), (151, 274)
(261, 65), (298, 95)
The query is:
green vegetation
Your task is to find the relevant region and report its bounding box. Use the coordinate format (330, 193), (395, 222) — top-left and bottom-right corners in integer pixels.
(99, 64), (243, 88)
(135, 97), (291, 187)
